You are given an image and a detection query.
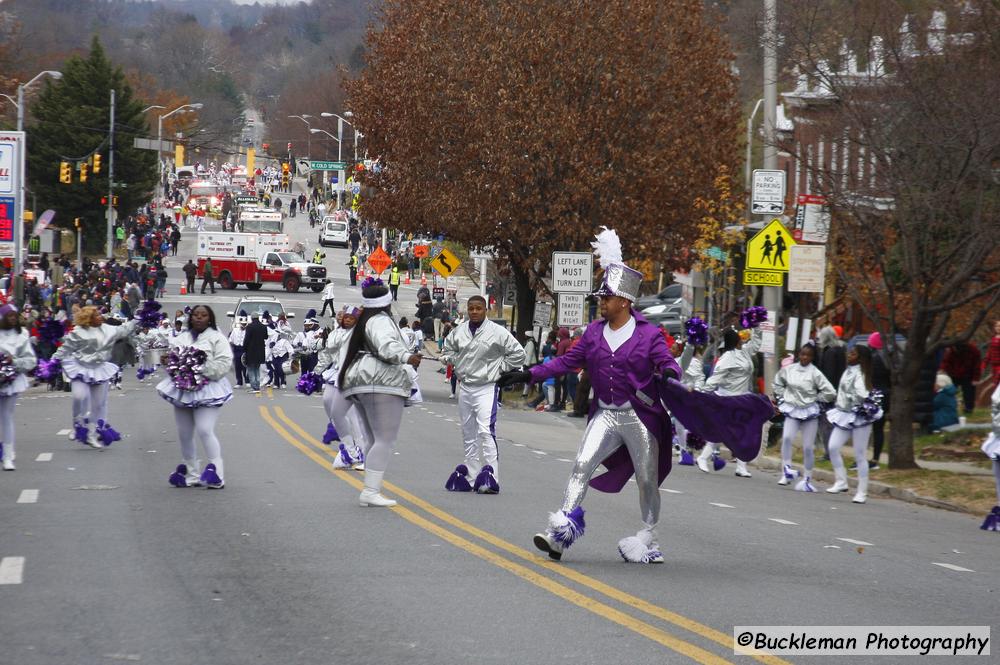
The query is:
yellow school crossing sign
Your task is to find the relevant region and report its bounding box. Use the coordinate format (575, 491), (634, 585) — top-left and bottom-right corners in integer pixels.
(429, 247), (461, 277)
(746, 218), (796, 273)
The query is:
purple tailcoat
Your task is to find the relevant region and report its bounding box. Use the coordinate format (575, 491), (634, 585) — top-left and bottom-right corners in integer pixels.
(530, 313), (680, 493)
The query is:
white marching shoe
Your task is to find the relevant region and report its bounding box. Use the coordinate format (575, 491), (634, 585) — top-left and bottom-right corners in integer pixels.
(696, 446), (713, 473)
(2, 458), (15, 471)
(777, 464), (798, 485)
(826, 468), (849, 493)
(734, 460), (752, 478)
(852, 477), (869, 504)
(359, 470), (397, 507)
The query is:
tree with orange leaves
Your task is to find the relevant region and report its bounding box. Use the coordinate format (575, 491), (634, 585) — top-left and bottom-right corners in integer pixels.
(345, 0), (740, 334)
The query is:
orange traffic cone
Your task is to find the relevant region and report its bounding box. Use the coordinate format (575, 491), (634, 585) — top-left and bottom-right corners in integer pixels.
(180, 285), (187, 295)
(404, 274), (411, 285)
(358, 266), (365, 279)
(420, 273), (427, 286)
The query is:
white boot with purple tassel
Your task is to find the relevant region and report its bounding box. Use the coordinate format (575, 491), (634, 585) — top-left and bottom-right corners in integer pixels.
(617, 527), (664, 564)
(533, 507), (585, 562)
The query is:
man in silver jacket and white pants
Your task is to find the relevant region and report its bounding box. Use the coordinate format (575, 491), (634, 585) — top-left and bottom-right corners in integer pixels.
(441, 295), (526, 494)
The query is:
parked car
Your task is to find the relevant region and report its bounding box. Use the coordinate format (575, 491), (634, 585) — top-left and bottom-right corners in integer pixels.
(634, 283), (682, 311)
(318, 217), (350, 248)
(641, 298), (683, 317)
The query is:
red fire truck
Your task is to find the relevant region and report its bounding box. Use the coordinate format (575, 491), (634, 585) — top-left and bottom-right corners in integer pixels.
(196, 231), (327, 293)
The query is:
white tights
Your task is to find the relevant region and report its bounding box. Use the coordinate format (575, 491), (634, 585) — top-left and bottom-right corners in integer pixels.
(993, 459), (1000, 503)
(71, 380), (109, 425)
(351, 393), (404, 473)
(782, 417), (819, 474)
(828, 424), (872, 481)
(0, 395), (17, 461)
(173, 406), (223, 479)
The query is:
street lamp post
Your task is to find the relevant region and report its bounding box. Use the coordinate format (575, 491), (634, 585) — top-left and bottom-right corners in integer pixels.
(310, 128), (340, 203)
(288, 114), (313, 161)
(158, 103), (203, 189)
(14, 70), (61, 277)
(321, 112), (358, 209)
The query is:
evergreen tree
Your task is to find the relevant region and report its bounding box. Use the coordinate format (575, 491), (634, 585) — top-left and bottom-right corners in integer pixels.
(26, 36), (157, 252)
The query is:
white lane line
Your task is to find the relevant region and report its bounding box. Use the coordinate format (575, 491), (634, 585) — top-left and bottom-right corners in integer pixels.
(532, 450), (548, 456)
(57, 429), (71, 436)
(709, 502), (734, 509)
(16, 490), (39, 504)
(35, 453), (53, 462)
(836, 537), (874, 547)
(0, 557), (25, 584)
(769, 518), (798, 525)
(445, 418), (456, 423)
(932, 562), (975, 573)
(512, 443), (525, 447)
(660, 488), (683, 494)
(557, 458), (573, 463)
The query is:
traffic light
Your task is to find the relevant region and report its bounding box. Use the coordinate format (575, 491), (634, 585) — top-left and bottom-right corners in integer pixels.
(59, 162), (72, 184)
(112, 195), (119, 207)
(92, 153), (101, 174)
(262, 143), (269, 151)
(286, 142), (292, 152)
(79, 164), (88, 183)
(74, 217), (81, 229)
(101, 196), (108, 205)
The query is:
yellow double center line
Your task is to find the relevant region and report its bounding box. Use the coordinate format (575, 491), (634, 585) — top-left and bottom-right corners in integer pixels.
(261, 405), (791, 665)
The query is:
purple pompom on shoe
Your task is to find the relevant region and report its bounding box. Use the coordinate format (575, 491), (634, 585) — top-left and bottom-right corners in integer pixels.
(96, 420), (121, 446)
(322, 422), (339, 445)
(74, 420), (90, 444)
(679, 449), (695, 466)
(473, 465), (500, 494)
(981, 506), (1000, 532)
(296, 371), (322, 396)
(549, 506), (586, 548)
(200, 463), (224, 489)
(169, 464), (189, 488)
(712, 454), (727, 472)
(445, 464), (473, 492)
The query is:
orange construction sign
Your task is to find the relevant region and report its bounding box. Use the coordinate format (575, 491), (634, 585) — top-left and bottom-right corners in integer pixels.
(413, 245), (430, 258)
(366, 246), (392, 276)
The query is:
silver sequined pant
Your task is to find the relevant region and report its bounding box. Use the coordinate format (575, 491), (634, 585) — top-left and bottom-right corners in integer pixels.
(561, 408), (660, 530)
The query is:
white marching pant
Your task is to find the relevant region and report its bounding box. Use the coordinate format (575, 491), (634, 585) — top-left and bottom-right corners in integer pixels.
(782, 417), (820, 473)
(0, 395), (17, 461)
(828, 424), (872, 482)
(71, 380), (109, 426)
(993, 459), (1000, 503)
(173, 406), (224, 480)
(457, 382), (501, 479)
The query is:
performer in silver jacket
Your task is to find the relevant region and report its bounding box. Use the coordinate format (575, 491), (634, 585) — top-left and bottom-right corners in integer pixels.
(979, 382), (1000, 531)
(157, 305), (233, 489)
(441, 295), (526, 494)
(825, 345), (882, 504)
(53, 305), (136, 448)
(0, 304), (38, 470)
(697, 326), (762, 477)
(773, 344), (836, 491)
(315, 305), (369, 469)
(339, 279), (422, 507)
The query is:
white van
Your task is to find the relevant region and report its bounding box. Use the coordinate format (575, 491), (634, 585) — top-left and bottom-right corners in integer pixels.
(319, 217), (349, 248)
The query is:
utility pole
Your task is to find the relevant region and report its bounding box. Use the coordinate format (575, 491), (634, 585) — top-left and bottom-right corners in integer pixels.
(762, 0), (781, 391)
(106, 88), (115, 260)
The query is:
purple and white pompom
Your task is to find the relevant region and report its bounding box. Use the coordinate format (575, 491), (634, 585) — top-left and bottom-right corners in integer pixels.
(296, 371), (322, 396)
(166, 347), (210, 392)
(34, 358), (62, 381)
(684, 316), (709, 348)
(360, 276), (384, 289)
(740, 306), (769, 330)
(135, 299), (165, 330)
(853, 389), (885, 420)
(0, 355), (16, 385)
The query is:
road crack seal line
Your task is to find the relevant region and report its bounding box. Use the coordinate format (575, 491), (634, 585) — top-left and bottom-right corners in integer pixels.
(267, 405), (792, 665)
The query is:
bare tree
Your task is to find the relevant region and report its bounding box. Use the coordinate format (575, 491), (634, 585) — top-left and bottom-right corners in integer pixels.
(780, 1), (1000, 467)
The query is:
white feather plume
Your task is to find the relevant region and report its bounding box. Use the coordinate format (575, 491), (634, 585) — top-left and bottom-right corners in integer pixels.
(591, 226), (623, 269)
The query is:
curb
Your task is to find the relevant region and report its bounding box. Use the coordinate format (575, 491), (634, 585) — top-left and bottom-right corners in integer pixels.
(753, 454), (977, 515)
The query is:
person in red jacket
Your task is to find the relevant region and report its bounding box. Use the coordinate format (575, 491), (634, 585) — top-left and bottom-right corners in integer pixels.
(941, 341), (981, 415)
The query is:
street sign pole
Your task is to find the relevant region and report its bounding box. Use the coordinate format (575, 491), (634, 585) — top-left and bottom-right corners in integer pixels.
(762, 0), (780, 393)
(106, 88), (115, 261)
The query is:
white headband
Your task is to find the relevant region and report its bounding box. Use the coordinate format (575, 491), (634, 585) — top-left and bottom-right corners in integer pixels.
(362, 293), (392, 308)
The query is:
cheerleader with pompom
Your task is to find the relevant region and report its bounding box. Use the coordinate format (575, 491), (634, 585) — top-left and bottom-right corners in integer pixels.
(156, 305), (233, 489)
(52, 305), (137, 448)
(825, 345), (882, 504)
(675, 318), (708, 466)
(979, 382), (1000, 531)
(696, 311), (765, 477)
(0, 304), (38, 470)
(313, 305), (369, 469)
(773, 343), (836, 491)
(338, 279), (422, 507)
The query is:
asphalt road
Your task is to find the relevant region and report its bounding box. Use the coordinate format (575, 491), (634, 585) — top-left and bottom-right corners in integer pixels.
(2, 186), (997, 665)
